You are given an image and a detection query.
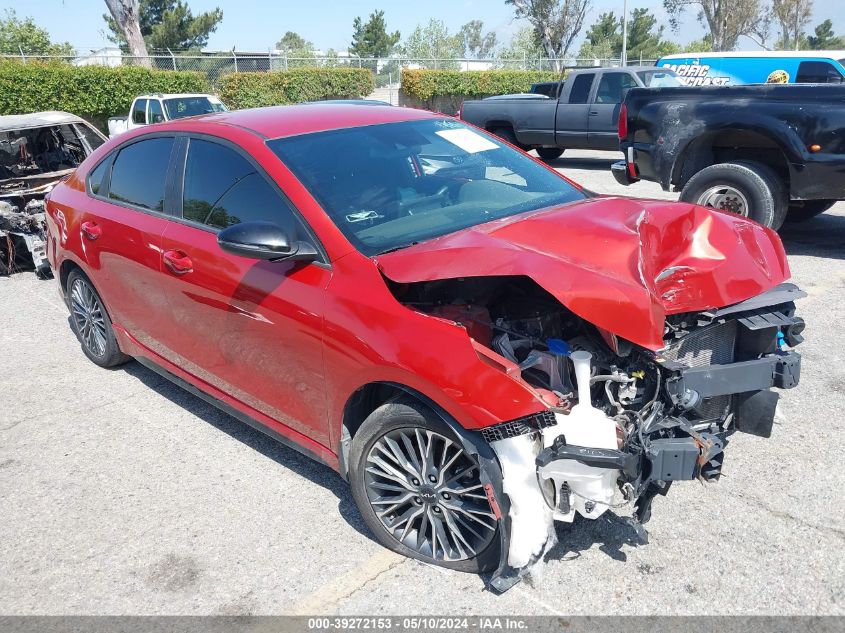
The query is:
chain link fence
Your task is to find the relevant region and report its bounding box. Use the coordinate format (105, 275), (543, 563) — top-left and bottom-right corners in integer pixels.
(3, 51), (658, 89)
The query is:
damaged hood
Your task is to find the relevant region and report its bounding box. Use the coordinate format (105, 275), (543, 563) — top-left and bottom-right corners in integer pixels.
(375, 197), (790, 350)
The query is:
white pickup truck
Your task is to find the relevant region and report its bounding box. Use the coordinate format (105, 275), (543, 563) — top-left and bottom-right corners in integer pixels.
(107, 93), (227, 138)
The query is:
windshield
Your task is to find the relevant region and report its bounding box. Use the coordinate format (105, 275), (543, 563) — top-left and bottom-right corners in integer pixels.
(268, 119), (586, 256)
(163, 96), (227, 120)
(637, 70), (683, 87)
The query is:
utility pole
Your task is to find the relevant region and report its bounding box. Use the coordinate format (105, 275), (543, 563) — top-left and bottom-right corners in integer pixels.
(621, 0), (628, 66)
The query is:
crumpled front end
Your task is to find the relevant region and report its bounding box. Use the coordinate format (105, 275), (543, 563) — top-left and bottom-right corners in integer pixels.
(479, 282), (804, 591)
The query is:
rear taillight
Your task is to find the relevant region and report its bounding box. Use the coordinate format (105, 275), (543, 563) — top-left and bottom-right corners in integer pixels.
(618, 102), (628, 140)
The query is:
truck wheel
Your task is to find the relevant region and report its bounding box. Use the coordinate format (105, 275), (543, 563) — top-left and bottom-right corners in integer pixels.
(786, 200), (835, 223)
(348, 398), (500, 573)
(537, 148), (564, 161)
(491, 127), (525, 150)
(679, 161), (788, 229)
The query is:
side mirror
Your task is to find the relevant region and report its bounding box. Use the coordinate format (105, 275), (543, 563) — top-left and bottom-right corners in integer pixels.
(217, 221), (318, 263)
(151, 114), (165, 123)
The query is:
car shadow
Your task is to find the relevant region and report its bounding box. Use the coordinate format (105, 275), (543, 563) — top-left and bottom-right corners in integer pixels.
(120, 360), (373, 540)
(780, 211), (845, 261)
(544, 512), (647, 564)
(542, 155), (622, 170)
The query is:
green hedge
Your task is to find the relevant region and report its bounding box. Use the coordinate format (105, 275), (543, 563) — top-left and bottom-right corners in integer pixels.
(219, 68), (375, 109)
(401, 69), (561, 100)
(0, 61), (208, 129)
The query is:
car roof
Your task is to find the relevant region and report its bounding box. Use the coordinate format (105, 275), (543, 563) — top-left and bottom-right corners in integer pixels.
(0, 110), (87, 133)
(660, 50), (845, 60)
(568, 65), (660, 75)
(135, 93), (219, 99)
(160, 102), (441, 139)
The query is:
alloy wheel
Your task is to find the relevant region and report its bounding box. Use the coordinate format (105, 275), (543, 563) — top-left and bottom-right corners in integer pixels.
(364, 428), (497, 562)
(70, 278), (108, 358)
(697, 185), (750, 217)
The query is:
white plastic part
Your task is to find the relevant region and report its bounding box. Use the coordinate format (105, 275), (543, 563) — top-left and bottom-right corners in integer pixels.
(540, 350), (620, 522)
(490, 434), (556, 570)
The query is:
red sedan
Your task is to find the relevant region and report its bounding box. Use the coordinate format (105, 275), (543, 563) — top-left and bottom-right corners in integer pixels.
(45, 103), (804, 590)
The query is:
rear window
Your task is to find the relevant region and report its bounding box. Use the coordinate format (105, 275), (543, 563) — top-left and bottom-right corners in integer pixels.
(568, 74), (594, 104)
(108, 137), (174, 211)
(637, 70), (683, 87)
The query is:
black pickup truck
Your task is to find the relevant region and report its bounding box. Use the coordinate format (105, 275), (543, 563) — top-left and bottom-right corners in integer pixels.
(459, 66), (682, 160)
(613, 83), (845, 228)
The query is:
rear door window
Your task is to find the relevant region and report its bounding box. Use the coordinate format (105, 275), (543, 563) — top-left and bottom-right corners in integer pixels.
(796, 61), (844, 83)
(182, 138), (302, 236)
(568, 74), (594, 104)
(131, 99), (148, 124)
(595, 72), (639, 103)
(108, 137), (174, 211)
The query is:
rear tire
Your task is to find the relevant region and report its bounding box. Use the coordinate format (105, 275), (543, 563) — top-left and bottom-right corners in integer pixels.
(491, 127), (526, 150)
(537, 147), (564, 161)
(66, 270), (130, 368)
(786, 199), (835, 223)
(348, 398), (500, 573)
(679, 161), (788, 229)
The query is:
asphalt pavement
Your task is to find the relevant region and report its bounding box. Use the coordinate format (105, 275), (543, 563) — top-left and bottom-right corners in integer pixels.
(1, 149), (843, 615)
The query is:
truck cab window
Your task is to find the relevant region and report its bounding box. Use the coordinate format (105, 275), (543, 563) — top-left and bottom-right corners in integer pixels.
(796, 61), (844, 83)
(131, 99), (148, 124)
(568, 74), (595, 104)
(595, 73), (638, 104)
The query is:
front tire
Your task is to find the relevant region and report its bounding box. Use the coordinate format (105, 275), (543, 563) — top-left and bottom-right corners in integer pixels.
(679, 161), (788, 229)
(348, 398), (500, 573)
(537, 147), (564, 161)
(66, 270), (129, 368)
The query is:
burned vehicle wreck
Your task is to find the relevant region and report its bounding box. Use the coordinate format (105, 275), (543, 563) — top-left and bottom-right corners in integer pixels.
(374, 197), (804, 590)
(0, 111), (105, 275)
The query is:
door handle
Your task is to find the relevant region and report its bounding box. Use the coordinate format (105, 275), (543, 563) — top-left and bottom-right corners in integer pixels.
(80, 221), (102, 241)
(163, 249), (193, 275)
(588, 111), (599, 116)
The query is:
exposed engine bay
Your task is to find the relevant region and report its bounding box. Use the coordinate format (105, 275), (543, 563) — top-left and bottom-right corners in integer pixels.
(390, 275), (805, 588)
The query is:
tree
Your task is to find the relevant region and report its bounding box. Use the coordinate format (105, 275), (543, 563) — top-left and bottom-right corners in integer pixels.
(772, 0), (813, 50)
(275, 31), (315, 67)
(350, 10), (400, 59)
(807, 19), (845, 50)
(626, 8), (680, 61)
(400, 19), (463, 68)
(104, 0), (150, 61)
(0, 9), (74, 56)
(663, 0), (768, 51)
(459, 20), (498, 58)
(582, 12), (622, 57)
(276, 31), (312, 52)
(497, 26), (545, 66)
(104, 0), (222, 52)
(506, 0), (592, 69)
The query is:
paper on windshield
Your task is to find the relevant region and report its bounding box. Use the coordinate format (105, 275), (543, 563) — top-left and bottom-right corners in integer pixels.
(436, 128), (499, 154)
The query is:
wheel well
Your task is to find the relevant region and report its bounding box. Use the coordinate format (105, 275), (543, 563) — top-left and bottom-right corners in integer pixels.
(673, 129), (790, 191)
(342, 382), (412, 440)
(484, 120), (513, 133)
(59, 260), (82, 293)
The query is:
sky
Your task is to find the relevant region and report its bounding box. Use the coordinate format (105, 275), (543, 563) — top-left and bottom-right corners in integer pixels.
(6, 0), (845, 55)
